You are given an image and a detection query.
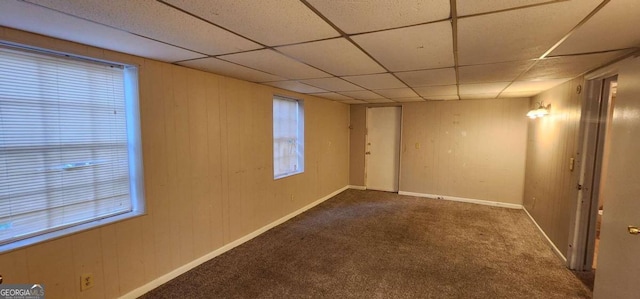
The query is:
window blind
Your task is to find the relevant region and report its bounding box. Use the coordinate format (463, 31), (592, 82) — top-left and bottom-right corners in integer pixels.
(273, 97), (302, 178)
(0, 46), (132, 245)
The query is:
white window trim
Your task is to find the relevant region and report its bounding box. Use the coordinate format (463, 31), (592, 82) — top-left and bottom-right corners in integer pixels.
(124, 65), (146, 215)
(273, 95), (304, 180)
(0, 43), (145, 254)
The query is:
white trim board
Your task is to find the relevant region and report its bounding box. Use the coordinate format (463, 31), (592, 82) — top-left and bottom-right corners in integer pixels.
(523, 207), (567, 262)
(119, 185), (349, 299)
(348, 185), (366, 190)
(398, 191), (523, 209)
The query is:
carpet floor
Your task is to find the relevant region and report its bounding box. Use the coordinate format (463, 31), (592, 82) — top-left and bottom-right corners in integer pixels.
(141, 190), (592, 298)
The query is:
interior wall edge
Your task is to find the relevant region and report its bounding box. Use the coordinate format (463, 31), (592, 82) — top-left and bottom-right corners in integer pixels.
(348, 185), (367, 190)
(523, 207), (567, 262)
(522, 77), (585, 258)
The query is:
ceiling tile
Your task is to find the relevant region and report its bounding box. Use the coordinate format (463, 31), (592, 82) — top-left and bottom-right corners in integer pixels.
(521, 50), (632, 81)
(276, 38), (385, 76)
(458, 0), (602, 65)
(0, 0), (204, 62)
(339, 90), (384, 100)
(373, 88), (419, 99)
(395, 68), (457, 87)
(393, 97), (425, 103)
(343, 74), (407, 90)
(459, 61), (534, 84)
(364, 99), (396, 104)
(306, 0), (450, 34)
(342, 99), (368, 104)
(460, 94), (501, 100)
(427, 95), (460, 101)
(505, 78), (571, 93)
(26, 0), (262, 55)
(220, 49), (330, 79)
(265, 81), (327, 94)
(414, 85), (458, 98)
(499, 91), (539, 98)
(179, 58), (284, 82)
(163, 0), (339, 46)
(299, 77), (363, 92)
(352, 21), (454, 71)
(457, 0), (553, 16)
(166, 0), (340, 46)
(459, 82), (510, 96)
(552, 0), (640, 55)
(312, 92), (353, 101)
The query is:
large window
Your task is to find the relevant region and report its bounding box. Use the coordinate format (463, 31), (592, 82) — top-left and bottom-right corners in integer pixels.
(273, 96), (304, 179)
(0, 44), (144, 251)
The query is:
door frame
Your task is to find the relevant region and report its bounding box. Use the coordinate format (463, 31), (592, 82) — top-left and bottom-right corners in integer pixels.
(567, 71), (619, 271)
(364, 106), (403, 192)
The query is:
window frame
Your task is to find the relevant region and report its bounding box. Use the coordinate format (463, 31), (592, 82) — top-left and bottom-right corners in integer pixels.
(272, 95), (305, 180)
(0, 42), (145, 253)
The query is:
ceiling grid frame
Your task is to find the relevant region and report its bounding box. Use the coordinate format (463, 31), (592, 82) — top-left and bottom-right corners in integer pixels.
(496, 0), (615, 98)
(450, 0), (461, 100)
(158, 0), (347, 86)
(3, 0), (639, 103)
(298, 0), (417, 103)
(457, 0), (570, 19)
(18, 0), (210, 57)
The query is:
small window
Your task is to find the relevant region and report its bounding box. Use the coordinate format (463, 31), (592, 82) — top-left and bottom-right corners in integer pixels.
(0, 44), (144, 251)
(273, 96), (304, 179)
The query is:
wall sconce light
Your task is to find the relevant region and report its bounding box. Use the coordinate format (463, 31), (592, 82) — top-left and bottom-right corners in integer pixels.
(526, 102), (551, 119)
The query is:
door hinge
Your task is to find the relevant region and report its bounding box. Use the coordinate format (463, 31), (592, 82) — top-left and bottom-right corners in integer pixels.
(577, 184), (583, 190)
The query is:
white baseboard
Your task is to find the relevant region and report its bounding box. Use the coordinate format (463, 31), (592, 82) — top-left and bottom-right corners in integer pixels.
(398, 191), (523, 210)
(523, 207), (567, 262)
(348, 185), (366, 190)
(119, 185), (349, 299)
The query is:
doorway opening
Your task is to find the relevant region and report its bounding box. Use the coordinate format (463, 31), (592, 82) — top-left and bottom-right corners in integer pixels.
(365, 107), (401, 192)
(568, 75), (617, 285)
(586, 78), (616, 271)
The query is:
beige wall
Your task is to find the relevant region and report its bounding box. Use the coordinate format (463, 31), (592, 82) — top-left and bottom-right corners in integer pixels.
(0, 27), (349, 299)
(522, 77), (584, 256)
(349, 99), (529, 205)
(401, 99), (528, 204)
(349, 105), (366, 186)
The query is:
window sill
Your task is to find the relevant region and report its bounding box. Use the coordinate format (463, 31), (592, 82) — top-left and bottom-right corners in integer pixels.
(0, 210), (146, 254)
(274, 170), (304, 180)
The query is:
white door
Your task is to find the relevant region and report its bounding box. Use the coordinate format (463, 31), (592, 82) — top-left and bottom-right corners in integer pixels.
(365, 107), (401, 192)
(593, 57), (640, 298)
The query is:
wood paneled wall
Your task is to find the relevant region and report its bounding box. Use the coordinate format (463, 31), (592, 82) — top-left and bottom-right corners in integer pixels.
(349, 105), (366, 187)
(349, 99), (529, 205)
(401, 99), (529, 204)
(522, 77), (584, 256)
(0, 27), (349, 299)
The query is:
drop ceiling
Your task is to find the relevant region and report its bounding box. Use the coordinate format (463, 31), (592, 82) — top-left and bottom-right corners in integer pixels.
(0, 0), (638, 104)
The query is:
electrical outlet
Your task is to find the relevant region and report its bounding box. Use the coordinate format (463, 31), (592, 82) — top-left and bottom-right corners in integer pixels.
(80, 273), (94, 291)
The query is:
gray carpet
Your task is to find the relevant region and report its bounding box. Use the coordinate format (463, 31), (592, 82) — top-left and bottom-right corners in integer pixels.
(141, 190), (591, 298)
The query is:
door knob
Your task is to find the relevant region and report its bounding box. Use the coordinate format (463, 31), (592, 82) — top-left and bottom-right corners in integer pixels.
(628, 226), (640, 235)
(365, 151), (371, 155)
